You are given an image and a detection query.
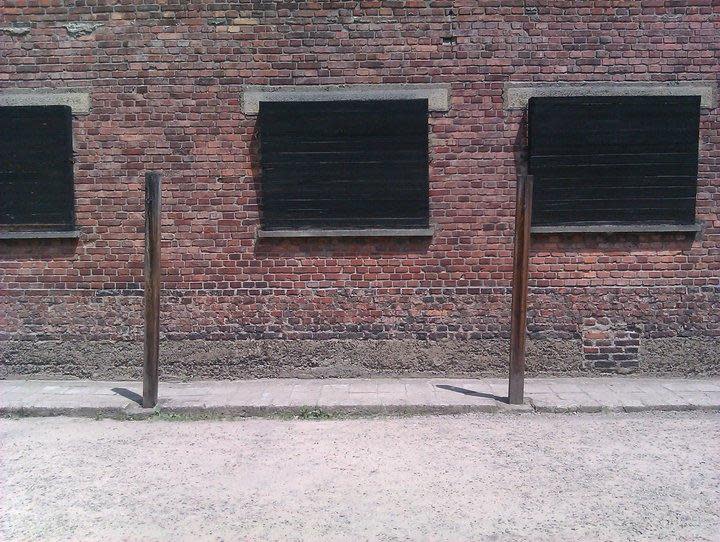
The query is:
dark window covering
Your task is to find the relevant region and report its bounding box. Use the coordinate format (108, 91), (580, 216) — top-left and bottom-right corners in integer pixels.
(528, 95), (701, 226)
(0, 105), (75, 230)
(259, 99), (429, 230)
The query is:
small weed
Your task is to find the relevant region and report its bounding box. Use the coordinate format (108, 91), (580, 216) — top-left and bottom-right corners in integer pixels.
(1, 406), (447, 422)
(297, 407), (333, 420)
(148, 410), (225, 422)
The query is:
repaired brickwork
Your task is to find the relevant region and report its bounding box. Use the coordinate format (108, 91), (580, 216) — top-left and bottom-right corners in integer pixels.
(581, 319), (642, 372)
(62, 22), (103, 37)
(0, 1), (718, 377)
(0, 24), (31, 36)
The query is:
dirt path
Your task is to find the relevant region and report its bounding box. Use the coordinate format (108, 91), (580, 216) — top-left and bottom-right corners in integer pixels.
(1, 412), (718, 541)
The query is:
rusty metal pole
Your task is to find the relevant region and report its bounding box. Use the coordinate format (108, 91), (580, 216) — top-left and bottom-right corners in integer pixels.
(508, 174), (533, 405)
(143, 172), (161, 408)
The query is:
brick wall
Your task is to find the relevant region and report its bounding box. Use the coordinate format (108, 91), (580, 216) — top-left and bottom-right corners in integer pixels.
(1, 1), (718, 378)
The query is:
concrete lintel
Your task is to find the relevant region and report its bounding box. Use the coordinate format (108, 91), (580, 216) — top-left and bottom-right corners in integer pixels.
(505, 81), (717, 109)
(0, 89), (91, 114)
(241, 84), (451, 114)
(257, 227), (435, 239)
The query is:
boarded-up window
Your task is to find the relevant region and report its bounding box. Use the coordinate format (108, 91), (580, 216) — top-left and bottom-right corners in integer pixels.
(528, 96), (700, 226)
(259, 100), (429, 230)
(0, 105), (75, 230)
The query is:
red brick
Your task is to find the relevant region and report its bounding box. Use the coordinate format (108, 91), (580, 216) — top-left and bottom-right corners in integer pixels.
(0, 0), (717, 362)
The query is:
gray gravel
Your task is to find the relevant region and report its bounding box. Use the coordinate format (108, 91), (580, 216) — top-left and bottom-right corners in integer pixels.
(1, 412), (718, 541)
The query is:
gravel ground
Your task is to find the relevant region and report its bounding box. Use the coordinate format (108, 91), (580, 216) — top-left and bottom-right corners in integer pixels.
(1, 412), (718, 542)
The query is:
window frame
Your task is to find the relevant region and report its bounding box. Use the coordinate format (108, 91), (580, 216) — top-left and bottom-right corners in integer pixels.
(257, 98), (432, 235)
(527, 95), (701, 231)
(0, 104), (77, 234)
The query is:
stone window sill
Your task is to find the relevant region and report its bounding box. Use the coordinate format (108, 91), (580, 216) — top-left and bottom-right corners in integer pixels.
(257, 227), (435, 239)
(0, 230), (80, 240)
(531, 224), (701, 234)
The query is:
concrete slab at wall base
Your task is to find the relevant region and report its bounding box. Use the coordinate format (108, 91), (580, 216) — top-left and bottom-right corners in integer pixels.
(1, 338), (718, 380)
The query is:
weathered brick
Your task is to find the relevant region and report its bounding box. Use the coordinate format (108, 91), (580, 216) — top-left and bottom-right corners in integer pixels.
(0, 1), (718, 377)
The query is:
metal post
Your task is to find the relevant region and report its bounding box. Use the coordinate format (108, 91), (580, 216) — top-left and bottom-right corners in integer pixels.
(508, 174), (533, 405)
(143, 172), (161, 408)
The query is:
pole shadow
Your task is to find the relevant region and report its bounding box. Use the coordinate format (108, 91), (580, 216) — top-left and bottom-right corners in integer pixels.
(111, 387), (143, 406)
(435, 384), (508, 404)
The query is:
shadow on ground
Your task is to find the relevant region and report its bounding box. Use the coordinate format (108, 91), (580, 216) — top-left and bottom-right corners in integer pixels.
(111, 387), (143, 406)
(435, 384), (508, 404)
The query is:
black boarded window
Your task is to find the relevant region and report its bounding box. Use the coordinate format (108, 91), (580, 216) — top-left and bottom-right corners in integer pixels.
(0, 105), (75, 230)
(528, 96), (701, 226)
(259, 100), (429, 230)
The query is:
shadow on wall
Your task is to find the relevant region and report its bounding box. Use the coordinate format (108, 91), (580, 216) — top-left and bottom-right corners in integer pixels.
(513, 108), (529, 191)
(249, 120), (262, 219)
(530, 230), (697, 255)
(0, 237), (79, 260)
(253, 236), (434, 258)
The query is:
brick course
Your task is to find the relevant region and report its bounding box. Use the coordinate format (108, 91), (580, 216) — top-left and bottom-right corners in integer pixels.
(0, 1), (718, 377)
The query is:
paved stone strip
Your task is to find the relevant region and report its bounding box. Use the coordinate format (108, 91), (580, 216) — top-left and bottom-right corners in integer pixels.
(1, 377), (719, 418)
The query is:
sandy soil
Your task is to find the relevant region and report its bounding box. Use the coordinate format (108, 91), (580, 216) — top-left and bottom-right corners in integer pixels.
(1, 412), (718, 542)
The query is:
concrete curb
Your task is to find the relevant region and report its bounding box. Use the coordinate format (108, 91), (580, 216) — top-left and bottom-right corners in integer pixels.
(3, 401), (718, 420)
(0, 403), (534, 420)
(530, 404), (720, 414)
